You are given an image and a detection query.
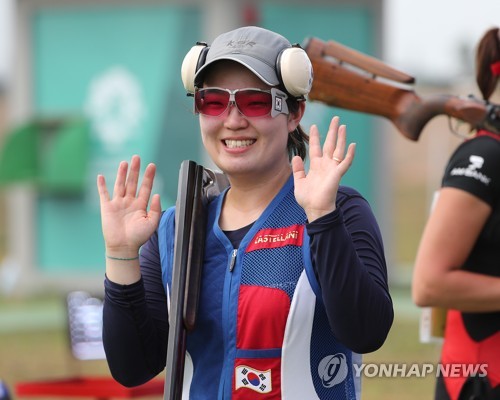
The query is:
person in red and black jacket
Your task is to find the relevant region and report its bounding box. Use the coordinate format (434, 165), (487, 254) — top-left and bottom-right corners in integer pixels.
(413, 27), (500, 400)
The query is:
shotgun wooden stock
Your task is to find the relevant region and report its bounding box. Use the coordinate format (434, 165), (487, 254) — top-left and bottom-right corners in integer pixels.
(304, 37), (500, 141)
(164, 160), (229, 400)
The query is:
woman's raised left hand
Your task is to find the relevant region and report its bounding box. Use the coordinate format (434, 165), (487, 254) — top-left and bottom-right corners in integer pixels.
(292, 116), (356, 222)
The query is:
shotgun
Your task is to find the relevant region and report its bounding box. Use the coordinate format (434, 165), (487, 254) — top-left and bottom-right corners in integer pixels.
(164, 160), (229, 400)
(303, 37), (500, 141)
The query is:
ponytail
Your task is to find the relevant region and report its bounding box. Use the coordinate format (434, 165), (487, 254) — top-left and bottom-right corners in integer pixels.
(476, 27), (500, 101)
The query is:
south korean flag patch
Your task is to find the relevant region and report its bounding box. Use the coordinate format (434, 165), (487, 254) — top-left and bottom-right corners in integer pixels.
(235, 365), (272, 394)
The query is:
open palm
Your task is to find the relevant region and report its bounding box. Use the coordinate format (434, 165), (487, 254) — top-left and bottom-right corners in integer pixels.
(97, 155), (162, 256)
(292, 116), (356, 222)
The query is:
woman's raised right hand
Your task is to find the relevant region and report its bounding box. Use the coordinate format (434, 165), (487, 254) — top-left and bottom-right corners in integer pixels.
(97, 155), (162, 259)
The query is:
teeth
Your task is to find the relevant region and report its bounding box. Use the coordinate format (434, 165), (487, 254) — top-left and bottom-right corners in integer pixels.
(224, 139), (255, 148)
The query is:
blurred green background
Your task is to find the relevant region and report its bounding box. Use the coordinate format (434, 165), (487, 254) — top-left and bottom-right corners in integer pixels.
(0, 0), (488, 398)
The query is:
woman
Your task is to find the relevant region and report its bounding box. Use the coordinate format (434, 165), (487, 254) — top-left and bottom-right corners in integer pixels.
(97, 26), (393, 399)
(412, 27), (500, 400)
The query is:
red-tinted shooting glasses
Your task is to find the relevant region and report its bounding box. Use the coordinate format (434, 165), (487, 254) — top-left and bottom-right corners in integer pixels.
(194, 87), (289, 118)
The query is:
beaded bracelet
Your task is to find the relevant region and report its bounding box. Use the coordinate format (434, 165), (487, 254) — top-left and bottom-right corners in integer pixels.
(105, 254), (139, 261)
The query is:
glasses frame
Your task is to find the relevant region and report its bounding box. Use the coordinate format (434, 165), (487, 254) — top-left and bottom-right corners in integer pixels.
(193, 87), (289, 118)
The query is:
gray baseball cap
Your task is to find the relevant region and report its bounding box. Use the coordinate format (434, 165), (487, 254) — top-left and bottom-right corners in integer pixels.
(194, 26), (291, 87)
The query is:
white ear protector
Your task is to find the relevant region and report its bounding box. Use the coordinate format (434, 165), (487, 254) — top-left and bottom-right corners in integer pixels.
(181, 42), (209, 94)
(277, 45), (314, 98)
(181, 42), (313, 98)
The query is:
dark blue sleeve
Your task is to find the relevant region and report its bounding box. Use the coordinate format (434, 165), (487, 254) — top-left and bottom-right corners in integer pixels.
(307, 188), (393, 353)
(102, 231), (169, 386)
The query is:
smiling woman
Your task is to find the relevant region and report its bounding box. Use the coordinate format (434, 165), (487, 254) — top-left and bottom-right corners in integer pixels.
(97, 25), (393, 400)
(197, 60), (299, 185)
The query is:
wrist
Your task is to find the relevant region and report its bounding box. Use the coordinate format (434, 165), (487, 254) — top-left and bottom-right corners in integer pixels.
(305, 206), (336, 223)
(104, 246), (140, 260)
(106, 253), (139, 261)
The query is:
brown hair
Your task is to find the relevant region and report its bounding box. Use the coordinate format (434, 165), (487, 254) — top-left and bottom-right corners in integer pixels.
(476, 27), (500, 101)
(286, 97), (309, 161)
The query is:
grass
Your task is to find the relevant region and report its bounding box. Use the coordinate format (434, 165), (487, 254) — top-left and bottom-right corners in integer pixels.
(0, 287), (442, 400)
(361, 304), (442, 399)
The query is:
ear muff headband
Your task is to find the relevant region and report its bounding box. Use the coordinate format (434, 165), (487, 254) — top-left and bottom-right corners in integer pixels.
(181, 42), (313, 98)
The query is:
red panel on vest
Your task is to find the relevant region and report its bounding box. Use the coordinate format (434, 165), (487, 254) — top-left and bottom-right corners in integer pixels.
(237, 285), (290, 349)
